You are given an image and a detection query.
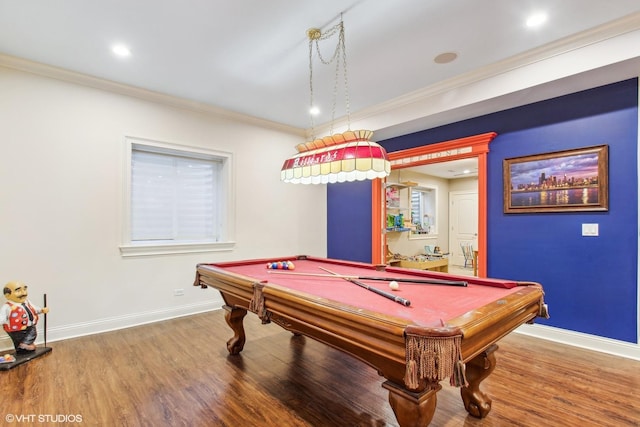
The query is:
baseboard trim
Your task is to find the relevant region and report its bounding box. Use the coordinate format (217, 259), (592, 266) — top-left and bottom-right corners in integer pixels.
(516, 323), (640, 361)
(0, 299), (221, 352)
(2, 303), (637, 361)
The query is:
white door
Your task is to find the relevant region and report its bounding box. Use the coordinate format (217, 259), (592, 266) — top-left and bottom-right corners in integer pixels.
(449, 191), (478, 267)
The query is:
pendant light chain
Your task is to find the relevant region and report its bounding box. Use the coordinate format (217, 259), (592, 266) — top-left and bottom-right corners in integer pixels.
(308, 34), (317, 139)
(308, 16), (351, 138)
(282, 15), (390, 185)
(340, 21), (351, 132)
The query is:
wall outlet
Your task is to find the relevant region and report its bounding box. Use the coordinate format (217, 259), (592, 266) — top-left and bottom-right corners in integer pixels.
(173, 288), (185, 296)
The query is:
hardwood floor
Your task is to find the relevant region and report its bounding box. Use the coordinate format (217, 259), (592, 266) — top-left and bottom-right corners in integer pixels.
(2, 310), (638, 426)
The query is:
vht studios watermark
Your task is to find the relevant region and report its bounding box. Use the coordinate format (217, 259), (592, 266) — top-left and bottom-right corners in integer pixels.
(5, 413), (83, 423)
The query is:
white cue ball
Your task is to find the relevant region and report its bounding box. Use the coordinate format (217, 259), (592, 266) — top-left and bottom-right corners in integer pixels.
(389, 281), (399, 290)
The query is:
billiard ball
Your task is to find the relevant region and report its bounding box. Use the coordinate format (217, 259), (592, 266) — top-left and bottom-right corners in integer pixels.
(389, 281), (399, 290)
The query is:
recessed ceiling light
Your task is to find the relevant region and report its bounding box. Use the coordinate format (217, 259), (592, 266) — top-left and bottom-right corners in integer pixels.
(112, 44), (131, 57)
(309, 106), (320, 116)
(434, 52), (458, 64)
(526, 12), (548, 28)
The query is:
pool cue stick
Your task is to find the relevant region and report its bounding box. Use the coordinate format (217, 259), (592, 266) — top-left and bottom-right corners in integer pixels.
(267, 270), (467, 287)
(43, 293), (47, 347)
(319, 267), (411, 307)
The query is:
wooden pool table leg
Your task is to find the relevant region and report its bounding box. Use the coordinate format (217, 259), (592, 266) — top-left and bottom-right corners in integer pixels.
(383, 381), (440, 427)
(223, 305), (247, 355)
(461, 344), (497, 418)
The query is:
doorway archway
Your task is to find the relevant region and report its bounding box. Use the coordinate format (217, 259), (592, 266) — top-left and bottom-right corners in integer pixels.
(371, 132), (497, 277)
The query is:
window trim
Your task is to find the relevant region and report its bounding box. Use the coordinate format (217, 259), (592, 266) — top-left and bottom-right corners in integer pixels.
(120, 136), (235, 257)
(409, 185), (438, 239)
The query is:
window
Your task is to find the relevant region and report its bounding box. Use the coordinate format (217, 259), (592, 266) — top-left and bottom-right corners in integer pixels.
(120, 137), (235, 256)
(410, 186), (437, 236)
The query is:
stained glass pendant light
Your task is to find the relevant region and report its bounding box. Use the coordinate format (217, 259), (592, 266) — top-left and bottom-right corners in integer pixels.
(280, 16), (390, 184)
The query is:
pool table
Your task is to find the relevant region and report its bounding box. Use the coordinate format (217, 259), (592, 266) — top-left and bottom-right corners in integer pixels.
(194, 255), (548, 426)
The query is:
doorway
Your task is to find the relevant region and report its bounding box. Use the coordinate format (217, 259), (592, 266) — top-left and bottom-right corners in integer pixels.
(370, 132), (496, 277)
(449, 190), (478, 267)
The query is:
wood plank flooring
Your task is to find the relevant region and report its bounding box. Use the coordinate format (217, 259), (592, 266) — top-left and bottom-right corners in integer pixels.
(1, 310), (638, 426)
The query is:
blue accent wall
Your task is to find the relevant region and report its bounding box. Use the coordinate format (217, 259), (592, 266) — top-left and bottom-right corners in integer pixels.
(327, 79), (638, 343)
(327, 180), (372, 263)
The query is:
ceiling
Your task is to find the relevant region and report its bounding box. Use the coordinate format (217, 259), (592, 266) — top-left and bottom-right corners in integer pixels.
(1, 0), (639, 144)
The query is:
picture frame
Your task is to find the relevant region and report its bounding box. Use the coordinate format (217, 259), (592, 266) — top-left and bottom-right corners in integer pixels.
(503, 145), (608, 213)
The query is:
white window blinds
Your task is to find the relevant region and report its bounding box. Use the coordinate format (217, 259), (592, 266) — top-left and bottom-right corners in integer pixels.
(131, 149), (220, 243)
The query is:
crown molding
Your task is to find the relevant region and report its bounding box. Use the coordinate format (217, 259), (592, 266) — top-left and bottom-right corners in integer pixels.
(0, 53), (305, 137)
(360, 12), (640, 118)
(314, 12), (640, 140)
(3, 12), (640, 141)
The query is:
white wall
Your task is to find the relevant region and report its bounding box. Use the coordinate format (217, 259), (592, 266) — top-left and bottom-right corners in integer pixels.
(449, 176), (477, 193)
(0, 66), (327, 349)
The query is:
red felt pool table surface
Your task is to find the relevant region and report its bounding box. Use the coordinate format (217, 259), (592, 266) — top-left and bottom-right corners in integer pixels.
(194, 255), (548, 427)
(214, 257), (524, 326)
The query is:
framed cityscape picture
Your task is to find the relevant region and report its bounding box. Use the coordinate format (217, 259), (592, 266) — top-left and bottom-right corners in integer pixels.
(503, 145), (608, 213)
